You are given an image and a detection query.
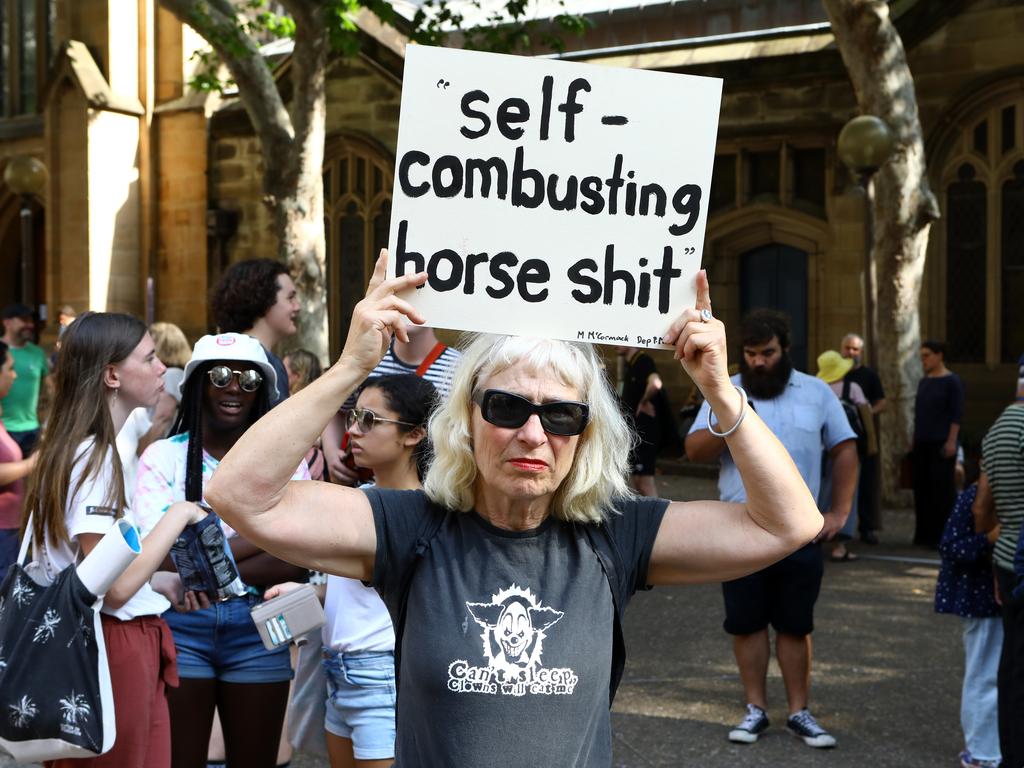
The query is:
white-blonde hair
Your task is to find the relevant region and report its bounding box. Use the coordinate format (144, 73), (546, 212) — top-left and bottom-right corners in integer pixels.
(423, 334), (634, 523)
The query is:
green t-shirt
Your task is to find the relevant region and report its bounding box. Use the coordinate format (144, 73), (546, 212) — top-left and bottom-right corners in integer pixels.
(1, 342), (48, 431)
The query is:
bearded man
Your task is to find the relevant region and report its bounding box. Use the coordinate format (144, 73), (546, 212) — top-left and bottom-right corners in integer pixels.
(686, 309), (858, 749)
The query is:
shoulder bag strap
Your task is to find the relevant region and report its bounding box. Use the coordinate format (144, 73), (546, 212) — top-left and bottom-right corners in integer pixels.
(582, 523), (628, 707)
(415, 343), (447, 378)
(16, 511), (33, 567)
(841, 378), (851, 402)
(393, 507), (448, 695)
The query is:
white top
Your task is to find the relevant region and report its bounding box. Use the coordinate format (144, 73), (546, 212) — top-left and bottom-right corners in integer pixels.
(35, 439), (169, 621)
(323, 573), (395, 653)
(323, 482), (395, 652)
(117, 408), (150, 505)
(116, 368), (185, 506)
(829, 380), (868, 406)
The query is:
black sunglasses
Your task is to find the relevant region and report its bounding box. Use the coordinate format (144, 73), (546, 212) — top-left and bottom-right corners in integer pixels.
(207, 365), (263, 392)
(472, 389), (589, 436)
(346, 407), (416, 433)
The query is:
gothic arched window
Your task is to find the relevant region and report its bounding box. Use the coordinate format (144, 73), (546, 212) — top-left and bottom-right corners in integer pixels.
(1002, 160), (1024, 361)
(945, 163), (987, 363)
(933, 85), (1024, 364)
(323, 136), (393, 353)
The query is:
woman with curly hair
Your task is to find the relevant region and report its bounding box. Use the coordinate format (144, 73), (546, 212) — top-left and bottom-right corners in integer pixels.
(210, 259), (299, 405)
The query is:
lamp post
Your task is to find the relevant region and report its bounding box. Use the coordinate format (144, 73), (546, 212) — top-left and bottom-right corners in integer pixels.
(3, 155), (48, 313)
(837, 115), (894, 368)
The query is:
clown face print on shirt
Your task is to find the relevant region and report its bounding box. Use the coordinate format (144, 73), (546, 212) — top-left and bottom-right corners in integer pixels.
(447, 584), (579, 697)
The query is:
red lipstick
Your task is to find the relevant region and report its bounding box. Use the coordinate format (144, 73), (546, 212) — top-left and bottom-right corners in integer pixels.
(508, 458), (548, 472)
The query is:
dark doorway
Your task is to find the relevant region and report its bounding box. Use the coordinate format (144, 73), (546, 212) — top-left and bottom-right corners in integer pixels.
(740, 244), (809, 371)
(0, 199), (45, 327)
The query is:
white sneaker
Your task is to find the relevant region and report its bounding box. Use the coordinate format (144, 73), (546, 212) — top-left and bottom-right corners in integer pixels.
(786, 708), (836, 748)
(728, 704), (769, 743)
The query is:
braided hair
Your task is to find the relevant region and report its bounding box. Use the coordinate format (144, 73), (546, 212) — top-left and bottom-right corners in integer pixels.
(170, 361), (272, 502)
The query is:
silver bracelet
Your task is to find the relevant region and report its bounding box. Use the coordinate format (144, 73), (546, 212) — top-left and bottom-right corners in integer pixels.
(706, 385), (748, 438)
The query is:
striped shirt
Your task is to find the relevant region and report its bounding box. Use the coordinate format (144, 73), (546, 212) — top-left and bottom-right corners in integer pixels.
(342, 341), (462, 410)
(982, 404), (1024, 570)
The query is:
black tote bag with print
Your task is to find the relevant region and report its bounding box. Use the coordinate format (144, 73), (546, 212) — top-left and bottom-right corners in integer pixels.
(0, 527), (115, 761)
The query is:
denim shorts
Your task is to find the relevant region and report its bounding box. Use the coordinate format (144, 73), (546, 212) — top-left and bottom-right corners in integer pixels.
(322, 649), (396, 760)
(163, 594), (293, 683)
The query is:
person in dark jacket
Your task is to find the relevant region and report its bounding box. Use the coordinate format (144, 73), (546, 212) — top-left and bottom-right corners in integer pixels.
(912, 340), (965, 547)
(935, 483), (1001, 768)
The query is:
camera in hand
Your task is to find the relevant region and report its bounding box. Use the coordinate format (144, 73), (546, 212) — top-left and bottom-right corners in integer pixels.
(169, 507), (247, 601)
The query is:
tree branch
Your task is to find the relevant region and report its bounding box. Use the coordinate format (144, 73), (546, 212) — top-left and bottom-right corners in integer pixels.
(278, 0), (330, 158)
(823, 0), (939, 227)
(823, 0), (939, 502)
(159, 0), (295, 186)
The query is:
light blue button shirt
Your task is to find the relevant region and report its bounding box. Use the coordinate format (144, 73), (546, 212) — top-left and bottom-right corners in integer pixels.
(688, 371), (856, 503)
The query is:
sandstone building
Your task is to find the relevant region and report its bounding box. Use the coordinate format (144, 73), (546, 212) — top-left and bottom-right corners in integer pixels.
(0, 0), (1020, 445)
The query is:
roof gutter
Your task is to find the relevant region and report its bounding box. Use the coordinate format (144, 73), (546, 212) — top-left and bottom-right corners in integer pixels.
(539, 21), (833, 61)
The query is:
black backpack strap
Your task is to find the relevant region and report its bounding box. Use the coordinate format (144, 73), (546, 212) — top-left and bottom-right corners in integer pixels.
(582, 523), (629, 707)
(392, 507), (448, 693)
(841, 378), (851, 402)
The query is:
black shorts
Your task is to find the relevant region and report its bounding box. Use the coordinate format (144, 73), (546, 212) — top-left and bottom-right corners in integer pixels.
(628, 412), (660, 476)
(722, 543), (823, 636)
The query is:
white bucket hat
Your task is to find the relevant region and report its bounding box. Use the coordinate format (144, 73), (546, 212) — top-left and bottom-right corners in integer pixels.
(178, 333), (279, 400)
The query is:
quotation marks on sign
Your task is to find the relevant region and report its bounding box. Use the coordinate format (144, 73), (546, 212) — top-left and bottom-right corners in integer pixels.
(436, 78), (451, 90)
(684, 246), (696, 255)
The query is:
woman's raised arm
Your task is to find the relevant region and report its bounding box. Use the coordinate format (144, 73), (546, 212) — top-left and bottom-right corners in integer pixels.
(649, 270), (822, 585)
(205, 251), (427, 579)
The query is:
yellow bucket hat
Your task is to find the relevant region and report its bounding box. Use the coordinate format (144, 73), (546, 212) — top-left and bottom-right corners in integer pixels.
(816, 350), (854, 384)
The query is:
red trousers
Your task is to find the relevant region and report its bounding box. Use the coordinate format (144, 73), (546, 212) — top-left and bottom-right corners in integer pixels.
(46, 613), (178, 768)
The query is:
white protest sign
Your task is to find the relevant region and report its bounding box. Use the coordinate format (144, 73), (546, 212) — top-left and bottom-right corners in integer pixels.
(387, 45), (722, 349)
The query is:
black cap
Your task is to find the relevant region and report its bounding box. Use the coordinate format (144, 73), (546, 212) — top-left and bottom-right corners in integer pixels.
(1, 303), (33, 320)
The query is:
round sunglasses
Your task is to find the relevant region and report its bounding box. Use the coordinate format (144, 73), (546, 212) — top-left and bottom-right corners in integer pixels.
(472, 389), (589, 436)
(207, 365), (263, 392)
(346, 407), (416, 433)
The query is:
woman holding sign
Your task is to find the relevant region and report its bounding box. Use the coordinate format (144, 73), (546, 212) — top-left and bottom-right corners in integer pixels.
(206, 250), (823, 766)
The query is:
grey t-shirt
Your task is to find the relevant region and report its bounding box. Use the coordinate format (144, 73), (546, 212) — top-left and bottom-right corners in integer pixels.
(366, 488), (668, 767)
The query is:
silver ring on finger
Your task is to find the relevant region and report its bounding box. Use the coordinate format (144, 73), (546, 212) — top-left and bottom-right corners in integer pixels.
(699, 308), (713, 323)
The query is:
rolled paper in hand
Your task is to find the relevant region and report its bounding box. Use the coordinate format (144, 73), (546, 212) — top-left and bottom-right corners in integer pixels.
(76, 519), (143, 597)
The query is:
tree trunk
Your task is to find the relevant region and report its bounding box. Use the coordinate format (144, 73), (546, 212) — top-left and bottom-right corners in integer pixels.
(271, 174), (328, 360)
(159, 0), (331, 362)
(823, 0), (941, 506)
(272, 0), (330, 361)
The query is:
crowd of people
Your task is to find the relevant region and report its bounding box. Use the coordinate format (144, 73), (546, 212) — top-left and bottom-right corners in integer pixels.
(0, 250), (1022, 767)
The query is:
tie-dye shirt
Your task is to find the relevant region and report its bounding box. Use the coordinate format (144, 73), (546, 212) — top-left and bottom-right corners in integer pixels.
(134, 432), (310, 545)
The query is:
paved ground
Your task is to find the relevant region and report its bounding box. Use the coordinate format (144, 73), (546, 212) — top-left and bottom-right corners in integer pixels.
(607, 475), (962, 768)
(4, 473), (967, 767)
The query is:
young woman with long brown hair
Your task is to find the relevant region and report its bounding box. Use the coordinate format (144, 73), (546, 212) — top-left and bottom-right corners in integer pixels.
(21, 312), (208, 768)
